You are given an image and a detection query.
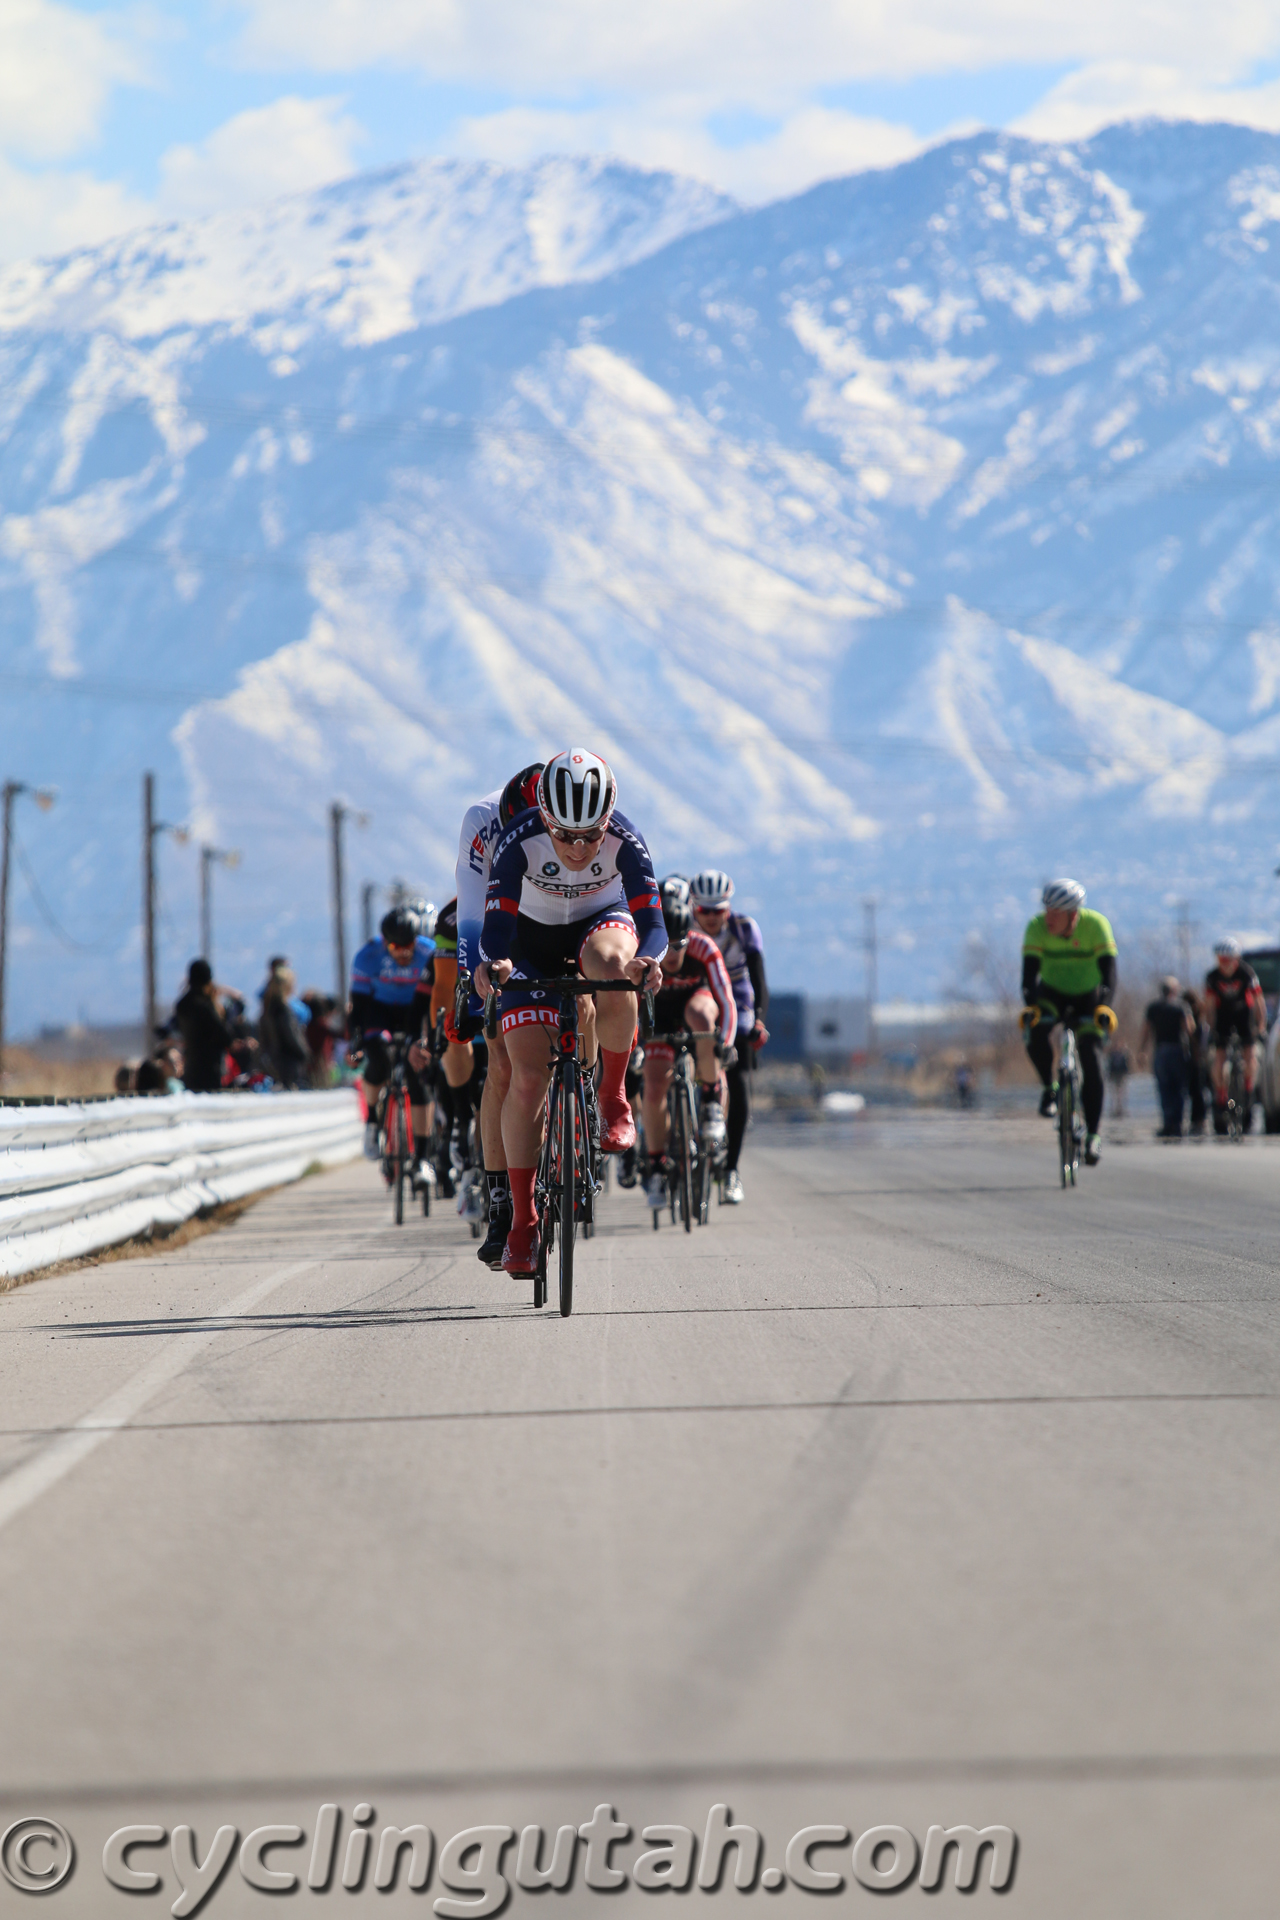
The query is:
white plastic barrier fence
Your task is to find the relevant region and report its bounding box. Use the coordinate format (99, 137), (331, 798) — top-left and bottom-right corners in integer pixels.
(0, 1088), (363, 1281)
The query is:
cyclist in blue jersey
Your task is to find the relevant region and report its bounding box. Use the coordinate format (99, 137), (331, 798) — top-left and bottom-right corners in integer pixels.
(689, 869), (769, 1204)
(476, 749), (666, 1276)
(348, 905), (435, 1166)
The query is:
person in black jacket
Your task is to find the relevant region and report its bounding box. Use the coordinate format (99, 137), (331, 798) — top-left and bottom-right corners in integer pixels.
(1138, 976), (1192, 1138)
(174, 959), (234, 1093)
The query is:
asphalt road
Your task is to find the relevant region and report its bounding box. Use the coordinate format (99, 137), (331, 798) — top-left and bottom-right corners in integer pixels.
(0, 1111), (1276, 1917)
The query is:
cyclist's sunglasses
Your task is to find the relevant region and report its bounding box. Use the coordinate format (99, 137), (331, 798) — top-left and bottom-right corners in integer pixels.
(542, 815), (610, 847)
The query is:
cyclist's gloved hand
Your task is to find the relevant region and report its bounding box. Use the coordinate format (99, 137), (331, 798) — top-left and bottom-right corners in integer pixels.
(750, 1021), (769, 1051)
(1095, 1005), (1118, 1036)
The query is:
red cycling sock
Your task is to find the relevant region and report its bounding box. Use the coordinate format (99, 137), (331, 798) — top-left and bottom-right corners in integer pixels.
(508, 1166), (537, 1230)
(599, 1046), (632, 1108)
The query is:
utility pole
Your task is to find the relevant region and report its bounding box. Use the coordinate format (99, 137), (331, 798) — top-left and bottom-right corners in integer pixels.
(863, 897), (878, 1062)
(143, 774), (156, 1039)
(0, 781), (56, 1080)
(1175, 901), (1195, 984)
(330, 802), (369, 1002)
(199, 844), (240, 973)
(143, 774), (189, 1038)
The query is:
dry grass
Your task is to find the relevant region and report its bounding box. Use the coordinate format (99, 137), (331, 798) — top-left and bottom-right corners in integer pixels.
(0, 1048), (124, 1099)
(0, 1187), (282, 1294)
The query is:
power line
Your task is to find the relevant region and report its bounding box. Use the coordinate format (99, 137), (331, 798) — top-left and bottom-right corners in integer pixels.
(12, 837), (130, 953)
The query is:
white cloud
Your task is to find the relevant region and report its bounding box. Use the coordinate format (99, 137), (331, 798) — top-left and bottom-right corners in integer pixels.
(1014, 63), (1280, 144)
(454, 101), (924, 203)
(232, 0), (1280, 103)
(0, 153), (150, 265)
(0, 0), (144, 160)
(157, 95), (364, 218)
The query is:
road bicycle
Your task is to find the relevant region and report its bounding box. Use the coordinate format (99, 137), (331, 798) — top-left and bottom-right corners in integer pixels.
(1022, 1004), (1084, 1188)
(1056, 1014), (1086, 1188)
(645, 1030), (731, 1231)
(360, 1032), (423, 1225)
(484, 974), (652, 1316)
(1223, 1033), (1251, 1141)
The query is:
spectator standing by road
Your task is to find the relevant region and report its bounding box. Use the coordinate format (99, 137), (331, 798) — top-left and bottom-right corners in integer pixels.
(260, 961), (310, 1089)
(301, 991), (338, 1084)
(1106, 1040), (1132, 1118)
(1139, 977), (1192, 1139)
(174, 960), (239, 1093)
(1183, 988), (1210, 1137)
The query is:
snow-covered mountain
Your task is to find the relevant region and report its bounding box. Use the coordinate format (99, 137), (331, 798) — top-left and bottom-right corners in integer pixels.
(3, 127), (1280, 1027)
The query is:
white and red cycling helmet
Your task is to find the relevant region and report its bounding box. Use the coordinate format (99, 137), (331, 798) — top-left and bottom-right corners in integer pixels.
(538, 749), (617, 835)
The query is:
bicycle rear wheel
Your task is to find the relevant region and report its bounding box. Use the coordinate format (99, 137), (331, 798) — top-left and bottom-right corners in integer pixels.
(559, 1061), (576, 1316)
(1228, 1049), (1244, 1140)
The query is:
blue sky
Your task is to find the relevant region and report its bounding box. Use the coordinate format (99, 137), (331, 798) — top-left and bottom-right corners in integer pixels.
(4, 0), (1280, 259)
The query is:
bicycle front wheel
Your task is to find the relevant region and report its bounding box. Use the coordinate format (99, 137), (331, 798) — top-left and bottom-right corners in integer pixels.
(391, 1094), (408, 1223)
(1058, 1074), (1074, 1188)
(559, 1062), (576, 1316)
(673, 1080), (693, 1232)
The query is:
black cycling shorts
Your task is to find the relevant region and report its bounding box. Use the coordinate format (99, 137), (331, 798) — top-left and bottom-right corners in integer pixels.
(360, 1033), (428, 1106)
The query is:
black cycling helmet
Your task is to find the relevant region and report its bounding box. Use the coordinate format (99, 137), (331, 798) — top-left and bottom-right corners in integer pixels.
(499, 762), (546, 827)
(659, 874), (692, 943)
(380, 906), (420, 947)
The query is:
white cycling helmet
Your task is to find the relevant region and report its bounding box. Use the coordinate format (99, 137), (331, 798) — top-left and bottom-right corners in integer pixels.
(1042, 878), (1086, 912)
(690, 869), (735, 909)
(1214, 936), (1243, 958)
(538, 749), (616, 833)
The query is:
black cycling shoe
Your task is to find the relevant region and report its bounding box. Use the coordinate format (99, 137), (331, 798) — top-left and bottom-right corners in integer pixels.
(1039, 1084), (1058, 1119)
(616, 1144), (638, 1188)
(1213, 1107), (1229, 1136)
(477, 1205), (512, 1268)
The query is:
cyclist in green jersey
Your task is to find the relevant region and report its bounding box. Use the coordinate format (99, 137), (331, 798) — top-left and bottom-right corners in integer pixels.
(1021, 878), (1118, 1167)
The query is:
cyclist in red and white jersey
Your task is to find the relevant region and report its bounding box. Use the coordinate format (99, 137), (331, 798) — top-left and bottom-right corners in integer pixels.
(640, 877), (737, 1209)
(690, 868), (768, 1204)
(476, 749), (666, 1277)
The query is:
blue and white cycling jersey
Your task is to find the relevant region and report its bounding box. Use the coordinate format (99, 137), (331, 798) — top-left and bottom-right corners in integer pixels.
(350, 935), (435, 1009)
(480, 808), (666, 962)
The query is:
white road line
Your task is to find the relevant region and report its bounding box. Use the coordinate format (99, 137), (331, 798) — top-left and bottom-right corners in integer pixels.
(0, 1258), (316, 1537)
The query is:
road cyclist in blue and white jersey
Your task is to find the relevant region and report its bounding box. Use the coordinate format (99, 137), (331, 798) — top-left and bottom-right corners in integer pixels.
(348, 904), (435, 1172)
(474, 748), (667, 1277)
(446, 762), (545, 1268)
(689, 869), (769, 1204)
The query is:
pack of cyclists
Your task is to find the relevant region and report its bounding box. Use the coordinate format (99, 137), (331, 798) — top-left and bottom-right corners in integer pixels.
(348, 783), (1269, 1246)
(1020, 879), (1267, 1156)
(346, 747), (773, 1268)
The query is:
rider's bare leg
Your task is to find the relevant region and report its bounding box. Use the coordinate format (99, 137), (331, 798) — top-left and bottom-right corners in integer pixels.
(579, 927), (639, 1053)
(443, 1039), (473, 1089)
(501, 1023), (554, 1176)
(641, 1057), (675, 1158)
(480, 1028), (511, 1170)
(683, 989), (718, 1087)
(579, 928), (639, 1134)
